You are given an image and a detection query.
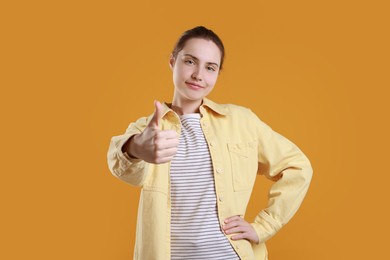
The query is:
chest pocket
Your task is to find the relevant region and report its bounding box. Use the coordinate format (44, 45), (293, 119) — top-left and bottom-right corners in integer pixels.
(227, 141), (258, 192)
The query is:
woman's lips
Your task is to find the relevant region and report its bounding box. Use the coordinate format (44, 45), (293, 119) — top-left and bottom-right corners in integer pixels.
(186, 82), (204, 90)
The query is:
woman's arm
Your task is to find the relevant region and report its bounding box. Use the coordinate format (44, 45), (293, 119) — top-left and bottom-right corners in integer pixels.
(107, 101), (180, 186)
(107, 117), (150, 187)
(248, 109), (313, 244)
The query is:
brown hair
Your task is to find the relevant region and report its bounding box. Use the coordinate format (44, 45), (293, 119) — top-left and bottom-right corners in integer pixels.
(171, 26), (225, 71)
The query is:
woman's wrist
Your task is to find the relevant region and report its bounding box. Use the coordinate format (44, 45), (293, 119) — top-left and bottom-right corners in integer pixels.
(122, 135), (139, 159)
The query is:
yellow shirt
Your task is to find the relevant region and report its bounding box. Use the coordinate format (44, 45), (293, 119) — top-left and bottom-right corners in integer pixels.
(107, 97), (313, 260)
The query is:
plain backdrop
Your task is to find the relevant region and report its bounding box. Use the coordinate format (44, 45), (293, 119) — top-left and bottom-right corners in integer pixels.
(1, 0), (389, 259)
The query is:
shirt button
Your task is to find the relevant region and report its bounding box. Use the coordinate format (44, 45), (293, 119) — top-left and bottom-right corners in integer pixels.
(216, 168), (223, 174)
(210, 141), (215, 147)
(236, 245), (240, 249)
(219, 196), (224, 202)
(202, 122), (208, 127)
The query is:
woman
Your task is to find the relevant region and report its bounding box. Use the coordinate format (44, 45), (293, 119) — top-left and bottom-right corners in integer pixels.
(107, 26), (313, 260)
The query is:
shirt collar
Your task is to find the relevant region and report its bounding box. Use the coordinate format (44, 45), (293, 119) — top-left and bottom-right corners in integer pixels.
(201, 97), (230, 115)
(161, 97), (230, 118)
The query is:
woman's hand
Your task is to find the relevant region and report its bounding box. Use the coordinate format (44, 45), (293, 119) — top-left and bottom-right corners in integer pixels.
(222, 215), (259, 245)
(125, 100), (179, 164)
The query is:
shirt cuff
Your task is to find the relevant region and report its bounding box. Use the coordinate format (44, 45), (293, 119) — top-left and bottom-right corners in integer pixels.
(250, 210), (283, 244)
(117, 135), (143, 171)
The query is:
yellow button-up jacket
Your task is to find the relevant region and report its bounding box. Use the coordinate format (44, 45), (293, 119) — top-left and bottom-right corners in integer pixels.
(107, 97), (313, 260)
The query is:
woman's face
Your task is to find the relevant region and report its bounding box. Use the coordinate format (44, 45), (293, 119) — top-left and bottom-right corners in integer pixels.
(169, 38), (221, 105)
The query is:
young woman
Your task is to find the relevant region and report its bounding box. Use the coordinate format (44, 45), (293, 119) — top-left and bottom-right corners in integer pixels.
(107, 26), (313, 260)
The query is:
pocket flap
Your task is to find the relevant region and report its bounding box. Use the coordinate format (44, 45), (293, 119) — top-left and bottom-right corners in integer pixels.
(227, 142), (249, 158)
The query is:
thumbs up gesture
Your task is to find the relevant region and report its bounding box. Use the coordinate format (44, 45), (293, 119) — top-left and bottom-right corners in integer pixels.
(128, 100), (180, 164)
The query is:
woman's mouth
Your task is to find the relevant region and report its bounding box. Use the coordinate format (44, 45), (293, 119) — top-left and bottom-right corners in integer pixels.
(186, 82), (204, 90)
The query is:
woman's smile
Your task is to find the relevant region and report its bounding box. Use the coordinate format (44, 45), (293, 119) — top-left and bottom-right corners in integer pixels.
(185, 81), (204, 90)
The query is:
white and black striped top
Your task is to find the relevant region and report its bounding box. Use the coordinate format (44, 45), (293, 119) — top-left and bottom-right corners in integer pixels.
(170, 113), (240, 260)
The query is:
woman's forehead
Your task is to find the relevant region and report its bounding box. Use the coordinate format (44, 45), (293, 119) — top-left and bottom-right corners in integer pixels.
(180, 38), (221, 64)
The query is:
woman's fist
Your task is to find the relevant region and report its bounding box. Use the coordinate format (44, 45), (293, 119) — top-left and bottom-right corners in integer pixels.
(128, 100), (179, 164)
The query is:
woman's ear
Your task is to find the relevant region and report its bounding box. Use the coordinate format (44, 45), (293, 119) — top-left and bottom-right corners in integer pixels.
(169, 54), (175, 70)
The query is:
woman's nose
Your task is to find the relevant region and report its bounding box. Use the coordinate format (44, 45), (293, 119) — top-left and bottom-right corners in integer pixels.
(191, 68), (203, 81)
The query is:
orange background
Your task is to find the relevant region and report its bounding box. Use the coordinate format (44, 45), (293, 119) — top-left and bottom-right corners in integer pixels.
(1, 0), (389, 259)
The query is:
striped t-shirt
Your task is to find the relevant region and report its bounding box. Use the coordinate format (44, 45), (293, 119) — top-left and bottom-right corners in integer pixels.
(170, 113), (240, 260)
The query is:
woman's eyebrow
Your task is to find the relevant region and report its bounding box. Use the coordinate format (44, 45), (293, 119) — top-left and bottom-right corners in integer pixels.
(183, 54), (219, 67)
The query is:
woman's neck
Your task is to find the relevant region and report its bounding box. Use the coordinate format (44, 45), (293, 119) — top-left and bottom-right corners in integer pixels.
(171, 97), (202, 115)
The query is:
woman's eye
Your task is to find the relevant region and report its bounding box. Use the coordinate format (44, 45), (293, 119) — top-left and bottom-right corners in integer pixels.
(185, 60), (194, 65)
(208, 66), (216, 71)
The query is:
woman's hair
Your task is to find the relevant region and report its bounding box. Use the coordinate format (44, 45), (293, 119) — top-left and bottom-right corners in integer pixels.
(171, 26), (225, 71)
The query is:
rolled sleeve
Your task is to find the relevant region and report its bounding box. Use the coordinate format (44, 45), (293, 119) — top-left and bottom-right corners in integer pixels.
(107, 117), (150, 187)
